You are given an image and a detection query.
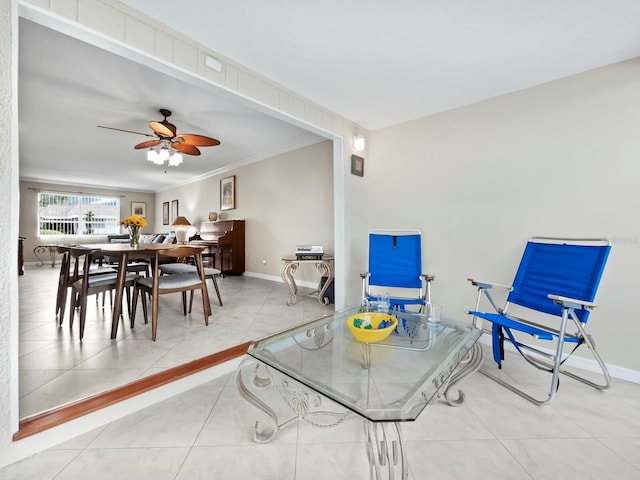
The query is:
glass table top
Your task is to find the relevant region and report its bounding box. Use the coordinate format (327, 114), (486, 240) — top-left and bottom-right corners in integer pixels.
(247, 306), (482, 422)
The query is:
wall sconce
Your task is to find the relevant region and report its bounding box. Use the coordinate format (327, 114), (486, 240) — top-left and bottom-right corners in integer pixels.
(353, 135), (365, 152)
(172, 216), (191, 244)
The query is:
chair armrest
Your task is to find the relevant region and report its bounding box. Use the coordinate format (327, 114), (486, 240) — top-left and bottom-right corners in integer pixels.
(467, 278), (512, 291)
(548, 294), (597, 310)
(420, 274), (435, 282)
(360, 272), (370, 279)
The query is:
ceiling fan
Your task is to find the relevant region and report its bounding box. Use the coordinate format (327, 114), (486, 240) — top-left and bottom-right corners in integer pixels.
(98, 108), (220, 164)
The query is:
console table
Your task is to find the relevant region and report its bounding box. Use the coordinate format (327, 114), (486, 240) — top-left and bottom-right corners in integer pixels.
(33, 244), (59, 268)
(280, 254), (334, 306)
(236, 306), (483, 479)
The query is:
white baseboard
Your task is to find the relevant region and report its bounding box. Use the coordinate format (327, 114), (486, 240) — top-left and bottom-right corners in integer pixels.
(243, 271), (318, 289)
(478, 334), (640, 384)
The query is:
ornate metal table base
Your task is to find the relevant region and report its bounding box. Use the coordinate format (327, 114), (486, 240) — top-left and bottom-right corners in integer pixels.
(33, 244), (59, 267)
(364, 420), (407, 479)
(437, 340), (483, 406)
(280, 256), (334, 306)
(235, 342), (482, 479)
(235, 358), (351, 443)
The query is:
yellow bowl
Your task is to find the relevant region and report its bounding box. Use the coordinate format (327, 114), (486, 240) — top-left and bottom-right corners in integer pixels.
(346, 312), (398, 343)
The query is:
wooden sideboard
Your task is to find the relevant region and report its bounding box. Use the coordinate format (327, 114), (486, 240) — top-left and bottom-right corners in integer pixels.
(190, 220), (245, 275)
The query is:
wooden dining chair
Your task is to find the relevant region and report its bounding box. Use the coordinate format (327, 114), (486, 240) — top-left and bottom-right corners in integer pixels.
(67, 247), (137, 340)
(159, 262), (223, 308)
(56, 244), (117, 325)
(55, 245), (72, 322)
(131, 245), (210, 341)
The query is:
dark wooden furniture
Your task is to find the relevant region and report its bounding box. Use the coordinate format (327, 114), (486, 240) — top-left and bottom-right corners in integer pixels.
(159, 262), (223, 308)
(68, 247), (136, 340)
(132, 245), (210, 341)
(190, 220), (245, 275)
(18, 236), (25, 275)
(55, 245), (117, 324)
(80, 243), (194, 339)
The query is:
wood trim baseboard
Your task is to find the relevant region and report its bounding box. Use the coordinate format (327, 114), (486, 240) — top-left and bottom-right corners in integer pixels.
(14, 341), (251, 441)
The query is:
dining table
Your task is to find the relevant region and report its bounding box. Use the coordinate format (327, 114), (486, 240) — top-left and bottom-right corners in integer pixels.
(82, 242), (208, 339)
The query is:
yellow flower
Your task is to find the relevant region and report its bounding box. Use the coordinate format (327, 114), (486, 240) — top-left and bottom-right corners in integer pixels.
(121, 215), (148, 228)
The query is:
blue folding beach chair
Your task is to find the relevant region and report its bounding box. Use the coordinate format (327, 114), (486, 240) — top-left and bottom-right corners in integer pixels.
(467, 237), (611, 405)
(360, 229), (434, 312)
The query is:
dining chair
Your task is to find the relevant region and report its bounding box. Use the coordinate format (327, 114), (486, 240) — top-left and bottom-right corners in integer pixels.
(100, 260), (151, 308)
(67, 246), (137, 340)
(131, 245), (210, 341)
(159, 262), (223, 308)
(55, 245), (71, 322)
(56, 244), (117, 326)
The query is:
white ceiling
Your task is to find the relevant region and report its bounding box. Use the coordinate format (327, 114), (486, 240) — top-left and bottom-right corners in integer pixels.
(19, 1), (640, 192)
(18, 18), (324, 193)
(121, 0), (640, 129)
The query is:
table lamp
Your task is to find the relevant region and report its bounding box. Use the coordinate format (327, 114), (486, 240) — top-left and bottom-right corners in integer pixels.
(172, 216), (191, 244)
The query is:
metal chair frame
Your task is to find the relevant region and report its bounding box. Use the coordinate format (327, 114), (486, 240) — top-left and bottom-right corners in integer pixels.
(468, 236), (612, 405)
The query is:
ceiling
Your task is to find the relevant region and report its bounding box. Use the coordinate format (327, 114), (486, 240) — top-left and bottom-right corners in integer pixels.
(18, 18), (324, 193)
(121, 0), (640, 130)
(19, 1), (640, 192)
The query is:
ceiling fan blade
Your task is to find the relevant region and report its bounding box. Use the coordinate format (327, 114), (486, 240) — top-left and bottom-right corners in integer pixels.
(176, 134), (220, 147)
(149, 120), (176, 138)
(172, 142), (201, 155)
(97, 125), (155, 137)
(134, 139), (161, 149)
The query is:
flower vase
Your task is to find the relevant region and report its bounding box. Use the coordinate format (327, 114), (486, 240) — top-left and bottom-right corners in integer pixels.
(129, 227), (140, 248)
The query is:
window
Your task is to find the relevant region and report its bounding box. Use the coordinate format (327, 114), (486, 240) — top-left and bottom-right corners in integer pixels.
(38, 192), (120, 237)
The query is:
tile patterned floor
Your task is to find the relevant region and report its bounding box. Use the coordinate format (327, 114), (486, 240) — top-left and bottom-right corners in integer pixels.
(6, 266), (640, 478)
(18, 264), (332, 418)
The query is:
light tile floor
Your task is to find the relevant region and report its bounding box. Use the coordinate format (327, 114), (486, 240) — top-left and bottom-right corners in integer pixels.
(6, 266), (640, 478)
(18, 264), (333, 417)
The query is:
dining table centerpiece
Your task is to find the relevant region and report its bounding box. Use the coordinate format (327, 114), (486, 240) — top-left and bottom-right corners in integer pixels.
(121, 215), (147, 247)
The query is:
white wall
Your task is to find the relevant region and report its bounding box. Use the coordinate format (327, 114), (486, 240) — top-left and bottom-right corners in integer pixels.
(155, 140), (334, 281)
(0, 0), (17, 453)
(368, 58), (640, 371)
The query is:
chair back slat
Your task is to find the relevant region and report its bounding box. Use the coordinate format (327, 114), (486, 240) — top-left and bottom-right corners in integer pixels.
(368, 233), (422, 289)
(154, 245), (205, 260)
(508, 240), (611, 323)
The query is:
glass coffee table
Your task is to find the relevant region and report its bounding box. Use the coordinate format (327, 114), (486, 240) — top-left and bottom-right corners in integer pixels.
(235, 306), (483, 479)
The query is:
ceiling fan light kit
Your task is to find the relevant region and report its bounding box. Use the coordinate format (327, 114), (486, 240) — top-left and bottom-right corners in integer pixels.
(147, 142), (183, 166)
(99, 108), (220, 169)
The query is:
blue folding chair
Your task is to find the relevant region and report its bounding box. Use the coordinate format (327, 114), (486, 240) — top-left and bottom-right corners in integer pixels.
(360, 229), (434, 312)
(467, 237), (611, 405)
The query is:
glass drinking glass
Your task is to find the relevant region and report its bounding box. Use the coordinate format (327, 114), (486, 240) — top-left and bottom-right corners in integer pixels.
(427, 303), (442, 325)
(377, 294), (390, 312)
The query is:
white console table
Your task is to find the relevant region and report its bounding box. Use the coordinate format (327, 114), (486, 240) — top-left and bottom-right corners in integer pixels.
(280, 254), (334, 306)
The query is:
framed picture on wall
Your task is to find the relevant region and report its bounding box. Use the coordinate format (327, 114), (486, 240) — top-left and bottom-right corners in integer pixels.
(351, 155), (364, 177)
(131, 201), (146, 217)
(171, 199), (179, 223)
(220, 175), (236, 211)
(162, 202), (170, 225)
